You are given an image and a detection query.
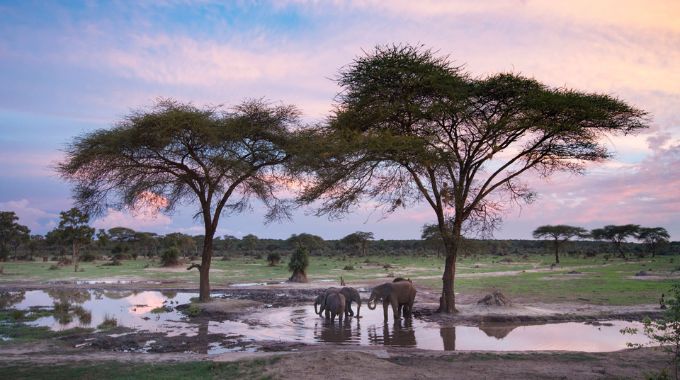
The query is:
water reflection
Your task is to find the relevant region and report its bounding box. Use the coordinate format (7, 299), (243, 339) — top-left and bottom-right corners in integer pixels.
(440, 327), (456, 351)
(3, 290), (654, 353)
(0, 291), (25, 308)
(478, 322), (517, 339)
(368, 320), (417, 347)
(313, 318), (360, 343)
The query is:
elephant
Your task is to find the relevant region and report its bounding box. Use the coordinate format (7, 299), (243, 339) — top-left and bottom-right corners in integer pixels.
(323, 291), (346, 323)
(314, 287), (340, 316)
(314, 287), (361, 318)
(340, 287), (361, 318)
(367, 281), (416, 322)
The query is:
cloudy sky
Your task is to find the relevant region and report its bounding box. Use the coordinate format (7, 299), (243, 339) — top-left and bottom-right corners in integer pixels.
(1, 0), (678, 240)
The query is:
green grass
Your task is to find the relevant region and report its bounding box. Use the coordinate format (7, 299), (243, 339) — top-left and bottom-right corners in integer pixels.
(0, 358), (278, 380)
(0, 253), (677, 305)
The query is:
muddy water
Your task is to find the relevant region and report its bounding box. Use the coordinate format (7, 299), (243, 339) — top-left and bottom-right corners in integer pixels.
(3, 290), (651, 353)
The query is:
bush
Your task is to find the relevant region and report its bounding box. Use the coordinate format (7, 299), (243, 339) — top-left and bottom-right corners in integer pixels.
(102, 259), (122, 266)
(267, 252), (281, 266)
(81, 252), (97, 262)
(288, 247), (309, 283)
(343, 265), (355, 271)
(160, 247), (180, 267)
(97, 314), (118, 329)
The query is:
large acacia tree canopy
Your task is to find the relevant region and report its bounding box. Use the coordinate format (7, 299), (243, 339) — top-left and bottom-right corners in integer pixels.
(300, 45), (648, 227)
(59, 99), (301, 223)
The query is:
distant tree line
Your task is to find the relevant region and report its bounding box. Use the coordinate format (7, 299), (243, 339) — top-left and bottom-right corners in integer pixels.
(1, 210), (676, 265)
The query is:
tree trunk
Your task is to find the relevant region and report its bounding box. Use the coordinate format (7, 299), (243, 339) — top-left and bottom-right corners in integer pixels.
(198, 231), (214, 302)
(554, 239), (560, 264)
(73, 241), (79, 272)
(439, 220), (461, 314)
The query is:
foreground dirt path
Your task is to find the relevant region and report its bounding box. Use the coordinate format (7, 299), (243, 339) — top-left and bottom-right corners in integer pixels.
(0, 341), (669, 379)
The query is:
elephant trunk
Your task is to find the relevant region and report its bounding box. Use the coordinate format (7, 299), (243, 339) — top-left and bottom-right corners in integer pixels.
(314, 300), (320, 315)
(367, 296), (376, 310)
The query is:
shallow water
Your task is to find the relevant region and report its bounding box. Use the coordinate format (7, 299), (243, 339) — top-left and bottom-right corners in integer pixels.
(2, 290), (652, 353)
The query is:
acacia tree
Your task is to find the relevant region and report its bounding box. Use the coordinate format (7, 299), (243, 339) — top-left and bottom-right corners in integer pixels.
(637, 227), (670, 257)
(54, 208), (95, 271)
(340, 231), (374, 256)
(591, 224), (640, 259)
(0, 211), (30, 261)
(287, 233), (325, 254)
(298, 45), (648, 313)
(58, 99), (300, 301)
(532, 225), (588, 264)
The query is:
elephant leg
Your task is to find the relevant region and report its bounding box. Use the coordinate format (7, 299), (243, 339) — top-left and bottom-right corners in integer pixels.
(383, 300), (390, 321)
(325, 309), (330, 319)
(406, 300), (414, 318)
(391, 299), (400, 321)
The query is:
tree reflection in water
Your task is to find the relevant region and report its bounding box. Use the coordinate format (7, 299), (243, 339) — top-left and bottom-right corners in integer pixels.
(440, 326), (456, 351)
(0, 291), (25, 309)
(46, 289), (92, 326)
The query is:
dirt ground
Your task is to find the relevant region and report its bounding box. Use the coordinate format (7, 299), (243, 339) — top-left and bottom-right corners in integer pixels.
(0, 340), (670, 379)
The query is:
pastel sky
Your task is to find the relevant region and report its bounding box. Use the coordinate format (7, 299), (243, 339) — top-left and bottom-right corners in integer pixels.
(1, 0), (678, 240)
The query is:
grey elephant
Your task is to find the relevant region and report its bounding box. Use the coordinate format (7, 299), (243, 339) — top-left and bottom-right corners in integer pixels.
(340, 287), (361, 318)
(314, 287), (361, 318)
(314, 287), (340, 316)
(367, 281), (416, 322)
(323, 291), (346, 323)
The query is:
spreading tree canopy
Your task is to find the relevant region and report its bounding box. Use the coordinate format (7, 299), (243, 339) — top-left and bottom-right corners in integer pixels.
(532, 225), (588, 264)
(637, 227), (670, 257)
(298, 45), (648, 313)
(58, 99), (300, 301)
(0, 211), (30, 260)
(591, 224), (640, 258)
(54, 208), (95, 271)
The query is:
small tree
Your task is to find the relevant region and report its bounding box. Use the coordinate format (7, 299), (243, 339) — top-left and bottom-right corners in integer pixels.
(341, 231), (374, 256)
(287, 233), (325, 254)
(422, 223), (445, 257)
(591, 224), (640, 259)
(54, 208), (95, 272)
(637, 227), (670, 257)
(160, 247), (180, 267)
(27, 234), (44, 261)
(622, 283), (680, 379)
(0, 211), (30, 261)
(267, 252), (281, 266)
(242, 234), (259, 255)
(532, 225), (588, 264)
(288, 246), (309, 283)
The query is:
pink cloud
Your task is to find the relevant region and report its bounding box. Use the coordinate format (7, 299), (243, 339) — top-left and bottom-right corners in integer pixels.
(92, 208), (173, 231)
(502, 140), (680, 235)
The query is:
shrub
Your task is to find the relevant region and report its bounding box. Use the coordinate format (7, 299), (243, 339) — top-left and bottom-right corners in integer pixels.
(81, 252), (97, 262)
(288, 247), (309, 283)
(160, 247), (180, 267)
(97, 314), (118, 329)
(343, 265), (355, 271)
(267, 252), (281, 266)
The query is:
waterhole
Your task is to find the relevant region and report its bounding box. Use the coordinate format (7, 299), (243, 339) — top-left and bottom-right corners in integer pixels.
(2, 290), (651, 352)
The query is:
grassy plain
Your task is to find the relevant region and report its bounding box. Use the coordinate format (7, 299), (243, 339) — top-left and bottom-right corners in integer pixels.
(1, 253), (677, 305)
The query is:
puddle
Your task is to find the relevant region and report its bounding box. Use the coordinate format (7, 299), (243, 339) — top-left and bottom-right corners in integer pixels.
(2, 290), (653, 353)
